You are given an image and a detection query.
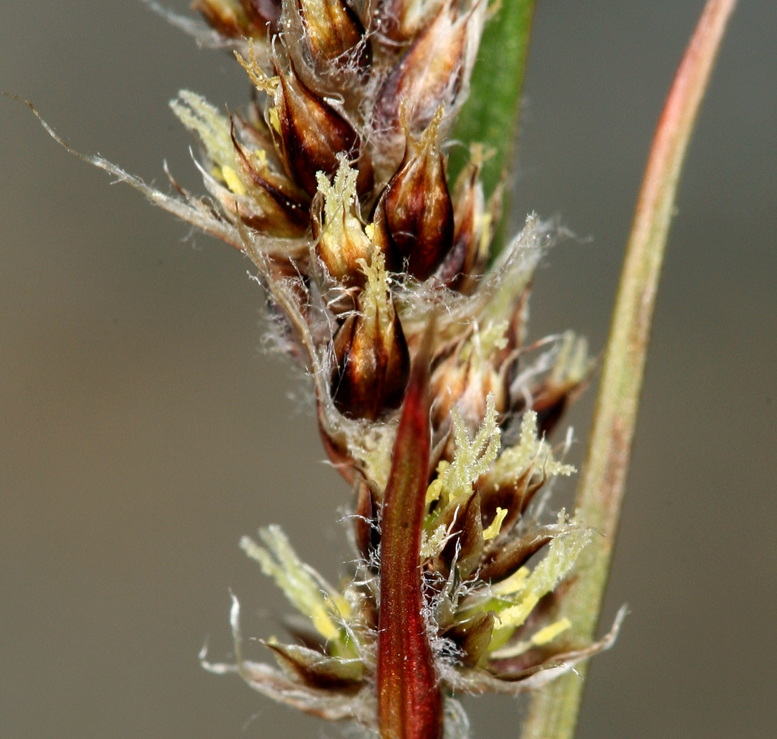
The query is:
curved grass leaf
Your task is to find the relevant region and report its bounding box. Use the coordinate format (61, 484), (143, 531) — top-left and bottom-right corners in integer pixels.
(520, 1), (739, 737)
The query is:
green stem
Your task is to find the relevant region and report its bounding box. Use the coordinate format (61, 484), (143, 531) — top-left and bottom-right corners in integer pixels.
(520, 1), (738, 737)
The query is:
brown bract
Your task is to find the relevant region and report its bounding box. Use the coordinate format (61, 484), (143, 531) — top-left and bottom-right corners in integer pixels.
(332, 256), (410, 420)
(378, 110), (453, 280)
(274, 59), (373, 197)
(374, 1), (471, 145)
(194, 0), (280, 37)
(295, 0), (367, 63)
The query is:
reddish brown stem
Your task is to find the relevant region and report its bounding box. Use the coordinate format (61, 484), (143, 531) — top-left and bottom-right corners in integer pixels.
(377, 324), (443, 739)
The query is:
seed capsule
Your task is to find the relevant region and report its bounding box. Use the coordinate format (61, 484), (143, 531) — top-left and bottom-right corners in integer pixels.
(378, 108), (453, 280)
(332, 253), (410, 420)
(273, 59), (373, 197)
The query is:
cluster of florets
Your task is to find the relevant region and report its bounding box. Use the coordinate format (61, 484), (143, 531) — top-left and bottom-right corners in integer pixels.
(125, 0), (624, 733)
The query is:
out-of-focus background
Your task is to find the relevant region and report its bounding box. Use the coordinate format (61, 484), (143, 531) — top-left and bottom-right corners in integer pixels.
(1, 2), (775, 737)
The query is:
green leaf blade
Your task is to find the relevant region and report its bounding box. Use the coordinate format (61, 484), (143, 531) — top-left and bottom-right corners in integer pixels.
(450, 0), (536, 199)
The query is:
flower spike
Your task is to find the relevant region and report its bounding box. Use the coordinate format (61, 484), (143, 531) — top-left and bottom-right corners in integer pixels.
(26, 0), (704, 732)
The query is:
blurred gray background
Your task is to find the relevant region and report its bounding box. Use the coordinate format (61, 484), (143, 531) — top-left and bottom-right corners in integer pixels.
(1, 1), (775, 737)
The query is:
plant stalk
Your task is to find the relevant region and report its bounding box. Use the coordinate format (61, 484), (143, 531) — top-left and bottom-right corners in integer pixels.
(520, 1), (738, 736)
(377, 324), (442, 739)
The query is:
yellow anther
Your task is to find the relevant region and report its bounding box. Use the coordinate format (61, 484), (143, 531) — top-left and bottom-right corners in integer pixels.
(426, 478), (443, 505)
(269, 107), (281, 134)
(310, 604), (340, 642)
(530, 618), (572, 646)
(482, 506), (508, 541)
(221, 165), (247, 196)
(496, 593), (540, 630)
(490, 566), (530, 596)
(252, 149), (268, 168)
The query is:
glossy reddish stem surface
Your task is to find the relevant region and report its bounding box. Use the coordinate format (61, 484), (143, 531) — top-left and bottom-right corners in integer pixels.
(377, 328), (443, 739)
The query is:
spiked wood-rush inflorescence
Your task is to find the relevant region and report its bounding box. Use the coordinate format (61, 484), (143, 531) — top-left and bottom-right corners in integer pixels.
(167, 2), (628, 735)
(20, 0), (739, 736)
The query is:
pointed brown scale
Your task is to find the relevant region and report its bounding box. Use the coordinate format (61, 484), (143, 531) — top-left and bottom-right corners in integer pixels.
(436, 155), (487, 293)
(294, 0), (370, 67)
(374, 2), (468, 138)
(479, 467), (531, 538)
(478, 527), (558, 583)
(438, 490), (483, 580)
(273, 60), (373, 197)
(380, 108), (454, 280)
(240, 0), (281, 26)
(331, 253), (410, 420)
(444, 611), (496, 667)
(264, 641), (365, 692)
(354, 478), (381, 561)
(196, 0), (277, 37)
(229, 122), (310, 236)
(377, 316), (443, 739)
